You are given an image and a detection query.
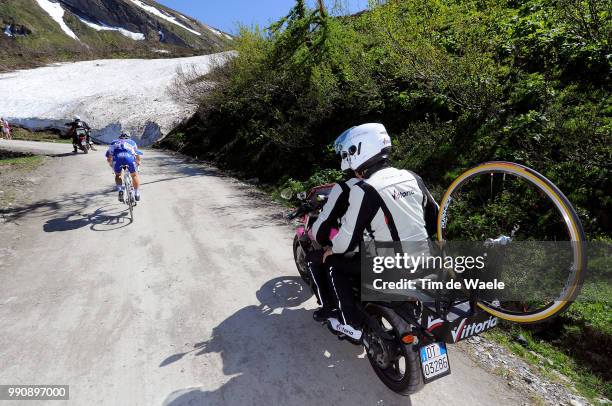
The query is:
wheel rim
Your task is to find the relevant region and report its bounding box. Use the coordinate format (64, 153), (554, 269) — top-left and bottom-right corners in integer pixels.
(370, 315), (407, 382)
(437, 162), (586, 323)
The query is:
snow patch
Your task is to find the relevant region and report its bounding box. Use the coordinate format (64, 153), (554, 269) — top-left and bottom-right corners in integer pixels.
(128, 0), (201, 36)
(206, 25), (232, 40)
(77, 17), (145, 40)
(0, 53), (234, 146)
(34, 0), (78, 40)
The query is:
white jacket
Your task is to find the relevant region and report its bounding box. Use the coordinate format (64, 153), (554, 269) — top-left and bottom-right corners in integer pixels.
(331, 167), (438, 254)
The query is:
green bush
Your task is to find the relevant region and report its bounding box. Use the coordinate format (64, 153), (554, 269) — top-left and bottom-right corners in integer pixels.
(159, 0), (611, 240)
(280, 168), (345, 201)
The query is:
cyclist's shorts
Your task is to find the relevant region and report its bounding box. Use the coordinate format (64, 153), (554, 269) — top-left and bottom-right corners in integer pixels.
(113, 154), (137, 174)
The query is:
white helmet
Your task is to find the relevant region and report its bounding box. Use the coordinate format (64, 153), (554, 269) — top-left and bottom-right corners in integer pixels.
(74, 115), (81, 121)
(334, 123), (391, 172)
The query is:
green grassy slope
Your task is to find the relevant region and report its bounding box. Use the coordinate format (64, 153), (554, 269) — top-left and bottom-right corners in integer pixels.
(0, 0), (231, 71)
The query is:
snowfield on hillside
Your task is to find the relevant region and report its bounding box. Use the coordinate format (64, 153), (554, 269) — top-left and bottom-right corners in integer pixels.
(128, 0), (201, 36)
(77, 16), (145, 40)
(0, 53), (233, 145)
(35, 0), (78, 40)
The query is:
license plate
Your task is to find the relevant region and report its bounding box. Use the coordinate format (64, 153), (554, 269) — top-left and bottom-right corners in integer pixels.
(419, 342), (451, 382)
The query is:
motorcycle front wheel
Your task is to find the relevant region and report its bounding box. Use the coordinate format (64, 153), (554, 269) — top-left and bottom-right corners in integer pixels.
(365, 305), (423, 395)
(292, 235), (311, 284)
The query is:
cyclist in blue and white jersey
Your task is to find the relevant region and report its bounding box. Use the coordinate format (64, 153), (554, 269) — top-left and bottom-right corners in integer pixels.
(105, 132), (143, 202)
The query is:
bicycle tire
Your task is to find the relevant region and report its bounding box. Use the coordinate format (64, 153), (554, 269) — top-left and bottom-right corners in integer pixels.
(123, 169), (134, 220)
(437, 161), (586, 323)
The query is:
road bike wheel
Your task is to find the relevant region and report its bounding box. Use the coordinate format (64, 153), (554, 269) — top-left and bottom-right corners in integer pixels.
(123, 170), (134, 220)
(437, 161), (586, 323)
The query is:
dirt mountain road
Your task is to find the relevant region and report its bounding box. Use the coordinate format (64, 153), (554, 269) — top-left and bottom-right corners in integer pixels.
(0, 140), (524, 405)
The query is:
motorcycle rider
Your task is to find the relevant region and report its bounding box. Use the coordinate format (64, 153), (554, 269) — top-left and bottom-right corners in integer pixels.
(309, 128), (359, 322)
(105, 132), (143, 202)
(321, 123), (439, 341)
(66, 115), (91, 153)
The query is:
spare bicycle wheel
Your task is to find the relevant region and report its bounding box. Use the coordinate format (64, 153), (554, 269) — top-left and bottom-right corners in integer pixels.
(437, 161), (586, 323)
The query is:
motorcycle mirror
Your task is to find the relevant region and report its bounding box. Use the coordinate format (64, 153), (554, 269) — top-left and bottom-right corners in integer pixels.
(296, 192), (307, 201)
(280, 188), (293, 200)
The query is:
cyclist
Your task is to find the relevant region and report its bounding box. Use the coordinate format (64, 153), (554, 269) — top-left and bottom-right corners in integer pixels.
(66, 115), (91, 153)
(309, 128), (359, 322)
(322, 123), (438, 341)
(105, 132), (143, 202)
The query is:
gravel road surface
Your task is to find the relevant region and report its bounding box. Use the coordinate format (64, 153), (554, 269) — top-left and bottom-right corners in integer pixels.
(0, 141), (525, 405)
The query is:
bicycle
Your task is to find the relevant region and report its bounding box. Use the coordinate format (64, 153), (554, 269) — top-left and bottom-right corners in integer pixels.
(120, 165), (136, 220)
(436, 161), (586, 323)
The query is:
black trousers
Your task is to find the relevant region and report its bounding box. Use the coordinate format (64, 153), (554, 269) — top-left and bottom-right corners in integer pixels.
(306, 250), (332, 307)
(325, 254), (361, 326)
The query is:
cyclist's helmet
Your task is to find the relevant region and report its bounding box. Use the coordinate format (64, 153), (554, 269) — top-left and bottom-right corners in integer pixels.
(335, 123), (391, 172)
(119, 132), (130, 139)
(74, 115), (81, 122)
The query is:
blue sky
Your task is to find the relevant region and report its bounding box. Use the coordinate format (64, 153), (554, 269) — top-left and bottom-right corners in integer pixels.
(157, 0), (369, 34)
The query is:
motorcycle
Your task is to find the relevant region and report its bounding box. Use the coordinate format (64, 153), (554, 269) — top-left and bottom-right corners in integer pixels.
(74, 128), (96, 154)
(284, 160), (586, 394)
(285, 184), (499, 395)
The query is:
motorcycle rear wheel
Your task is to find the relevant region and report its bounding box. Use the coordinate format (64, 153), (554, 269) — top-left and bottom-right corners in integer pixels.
(365, 305), (423, 395)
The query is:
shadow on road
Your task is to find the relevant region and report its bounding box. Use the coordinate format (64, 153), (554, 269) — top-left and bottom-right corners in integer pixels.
(51, 152), (84, 158)
(160, 277), (412, 406)
(42, 204), (133, 232)
(0, 184), (137, 231)
(88, 205), (132, 231)
(43, 216), (91, 232)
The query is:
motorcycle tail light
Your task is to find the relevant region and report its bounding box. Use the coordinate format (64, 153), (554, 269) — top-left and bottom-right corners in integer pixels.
(401, 334), (416, 344)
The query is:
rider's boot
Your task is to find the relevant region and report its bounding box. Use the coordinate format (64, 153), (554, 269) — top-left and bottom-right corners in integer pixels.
(118, 190), (124, 203)
(134, 189), (140, 202)
(328, 318), (363, 342)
